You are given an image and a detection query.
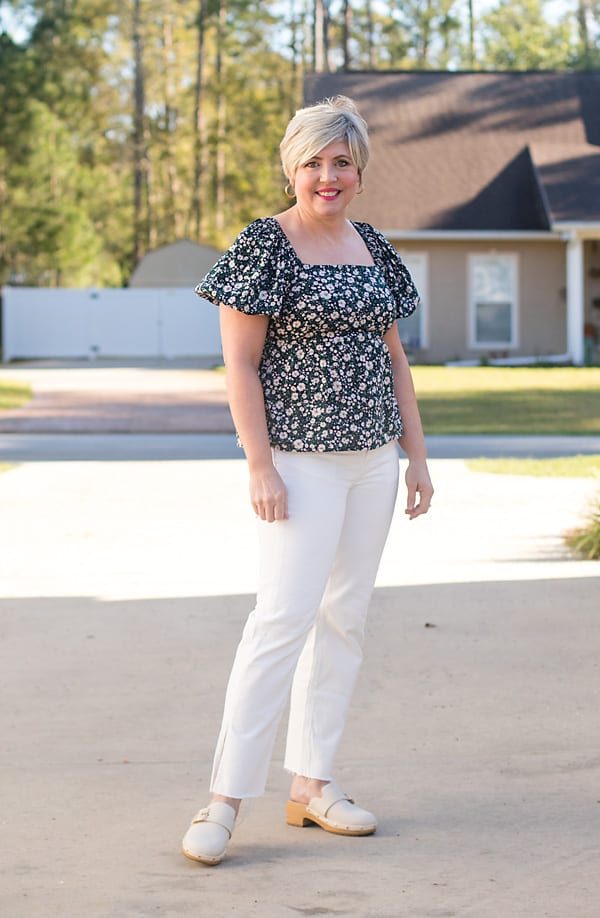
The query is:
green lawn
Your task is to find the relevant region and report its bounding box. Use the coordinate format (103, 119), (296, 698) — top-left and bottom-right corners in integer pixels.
(467, 455), (600, 478)
(412, 367), (600, 435)
(1, 366), (599, 435)
(0, 379), (32, 410)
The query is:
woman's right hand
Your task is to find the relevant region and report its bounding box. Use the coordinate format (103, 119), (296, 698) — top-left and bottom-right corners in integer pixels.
(249, 465), (288, 522)
(219, 305), (287, 522)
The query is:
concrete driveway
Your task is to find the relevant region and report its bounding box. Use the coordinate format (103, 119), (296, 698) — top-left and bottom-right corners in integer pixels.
(1, 361), (600, 917)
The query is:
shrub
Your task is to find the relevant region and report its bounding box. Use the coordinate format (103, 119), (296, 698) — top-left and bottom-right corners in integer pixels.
(0, 380), (32, 410)
(565, 496), (600, 560)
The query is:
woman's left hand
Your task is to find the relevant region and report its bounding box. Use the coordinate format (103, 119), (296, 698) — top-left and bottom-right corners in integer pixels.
(405, 458), (434, 520)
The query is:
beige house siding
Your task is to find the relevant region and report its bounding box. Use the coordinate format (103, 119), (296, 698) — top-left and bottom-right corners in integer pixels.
(393, 239), (567, 363)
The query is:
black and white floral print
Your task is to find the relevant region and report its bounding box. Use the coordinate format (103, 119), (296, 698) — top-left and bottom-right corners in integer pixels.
(195, 217), (419, 453)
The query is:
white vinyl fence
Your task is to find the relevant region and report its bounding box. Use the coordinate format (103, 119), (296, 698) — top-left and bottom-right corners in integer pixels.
(1, 287), (221, 361)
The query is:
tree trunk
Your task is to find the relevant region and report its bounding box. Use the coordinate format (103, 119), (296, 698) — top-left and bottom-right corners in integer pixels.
(132, 0), (146, 268)
(468, 0), (475, 68)
(161, 15), (184, 240)
(420, 0), (433, 67)
(341, 0), (351, 71)
(215, 0), (227, 237)
(365, 0), (375, 68)
(191, 0), (207, 240)
(288, 0), (299, 112)
(577, 0), (593, 67)
(313, 0), (329, 72)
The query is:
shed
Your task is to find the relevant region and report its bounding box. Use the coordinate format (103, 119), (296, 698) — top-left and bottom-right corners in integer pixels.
(129, 239), (222, 288)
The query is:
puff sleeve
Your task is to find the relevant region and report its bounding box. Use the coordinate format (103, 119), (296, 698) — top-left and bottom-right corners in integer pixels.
(194, 218), (291, 316)
(354, 222), (420, 319)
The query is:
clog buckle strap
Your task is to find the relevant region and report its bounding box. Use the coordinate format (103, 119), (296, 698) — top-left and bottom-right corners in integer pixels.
(190, 807), (211, 825)
(190, 805), (234, 838)
(309, 781), (354, 819)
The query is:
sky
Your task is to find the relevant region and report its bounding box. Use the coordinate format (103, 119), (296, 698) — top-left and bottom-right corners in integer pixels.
(0, 2), (36, 42)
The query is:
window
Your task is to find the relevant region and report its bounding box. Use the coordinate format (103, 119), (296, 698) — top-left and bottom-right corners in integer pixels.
(469, 254), (518, 348)
(397, 251), (428, 349)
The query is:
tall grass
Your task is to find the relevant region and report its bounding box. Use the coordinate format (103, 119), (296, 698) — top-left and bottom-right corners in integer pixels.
(565, 499), (600, 560)
(0, 380), (32, 410)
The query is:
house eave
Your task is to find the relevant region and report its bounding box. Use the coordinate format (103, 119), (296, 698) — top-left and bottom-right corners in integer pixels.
(381, 229), (563, 242)
(553, 222), (600, 239)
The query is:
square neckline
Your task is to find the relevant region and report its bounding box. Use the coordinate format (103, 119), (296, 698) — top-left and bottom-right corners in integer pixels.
(266, 216), (379, 269)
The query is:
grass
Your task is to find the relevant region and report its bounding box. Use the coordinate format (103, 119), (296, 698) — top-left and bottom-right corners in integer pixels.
(412, 366), (600, 435)
(466, 455), (600, 478)
(1, 365), (599, 434)
(0, 379), (32, 410)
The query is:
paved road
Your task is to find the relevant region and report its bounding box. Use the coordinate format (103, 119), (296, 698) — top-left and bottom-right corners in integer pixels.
(2, 452), (600, 917)
(1, 360), (600, 916)
(1, 432), (600, 462)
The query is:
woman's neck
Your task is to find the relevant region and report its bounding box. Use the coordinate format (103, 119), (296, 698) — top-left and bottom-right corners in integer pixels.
(273, 206), (373, 266)
(290, 205), (349, 238)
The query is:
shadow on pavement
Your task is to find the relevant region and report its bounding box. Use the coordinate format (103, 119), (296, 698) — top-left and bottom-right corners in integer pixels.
(2, 578), (599, 916)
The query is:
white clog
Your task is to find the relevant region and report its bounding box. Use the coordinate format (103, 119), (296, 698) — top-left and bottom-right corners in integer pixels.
(182, 801), (236, 865)
(286, 780), (377, 836)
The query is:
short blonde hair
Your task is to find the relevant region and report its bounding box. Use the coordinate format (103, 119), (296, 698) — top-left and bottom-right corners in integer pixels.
(280, 96), (369, 182)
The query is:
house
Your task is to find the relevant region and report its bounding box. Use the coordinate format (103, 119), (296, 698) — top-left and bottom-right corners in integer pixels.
(305, 71), (600, 365)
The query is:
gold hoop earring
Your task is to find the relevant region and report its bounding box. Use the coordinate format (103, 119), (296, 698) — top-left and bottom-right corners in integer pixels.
(284, 183), (296, 199)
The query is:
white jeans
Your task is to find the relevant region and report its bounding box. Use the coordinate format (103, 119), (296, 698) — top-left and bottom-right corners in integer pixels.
(210, 440), (400, 798)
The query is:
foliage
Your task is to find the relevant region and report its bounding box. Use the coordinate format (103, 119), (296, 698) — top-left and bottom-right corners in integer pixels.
(0, 378), (32, 409)
(0, 5), (130, 285)
(565, 497), (600, 559)
(480, 0), (574, 69)
(2, 99), (117, 285)
(0, 0), (599, 286)
(412, 367), (600, 435)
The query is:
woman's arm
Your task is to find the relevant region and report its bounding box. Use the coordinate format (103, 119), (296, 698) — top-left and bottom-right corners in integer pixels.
(219, 305), (288, 522)
(382, 324), (434, 519)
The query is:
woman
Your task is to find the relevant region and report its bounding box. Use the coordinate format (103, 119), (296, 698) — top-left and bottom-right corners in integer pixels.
(182, 96), (433, 865)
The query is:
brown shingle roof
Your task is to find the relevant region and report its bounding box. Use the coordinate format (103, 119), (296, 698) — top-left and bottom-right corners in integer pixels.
(529, 142), (600, 223)
(303, 71), (600, 230)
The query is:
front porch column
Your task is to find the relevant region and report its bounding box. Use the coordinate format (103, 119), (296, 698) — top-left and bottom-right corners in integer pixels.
(566, 234), (585, 366)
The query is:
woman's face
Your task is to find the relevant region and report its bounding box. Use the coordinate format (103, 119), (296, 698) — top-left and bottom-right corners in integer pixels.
(292, 140), (360, 218)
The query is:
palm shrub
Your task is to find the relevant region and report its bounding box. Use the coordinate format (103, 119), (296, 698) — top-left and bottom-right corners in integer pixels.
(565, 497), (600, 560)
